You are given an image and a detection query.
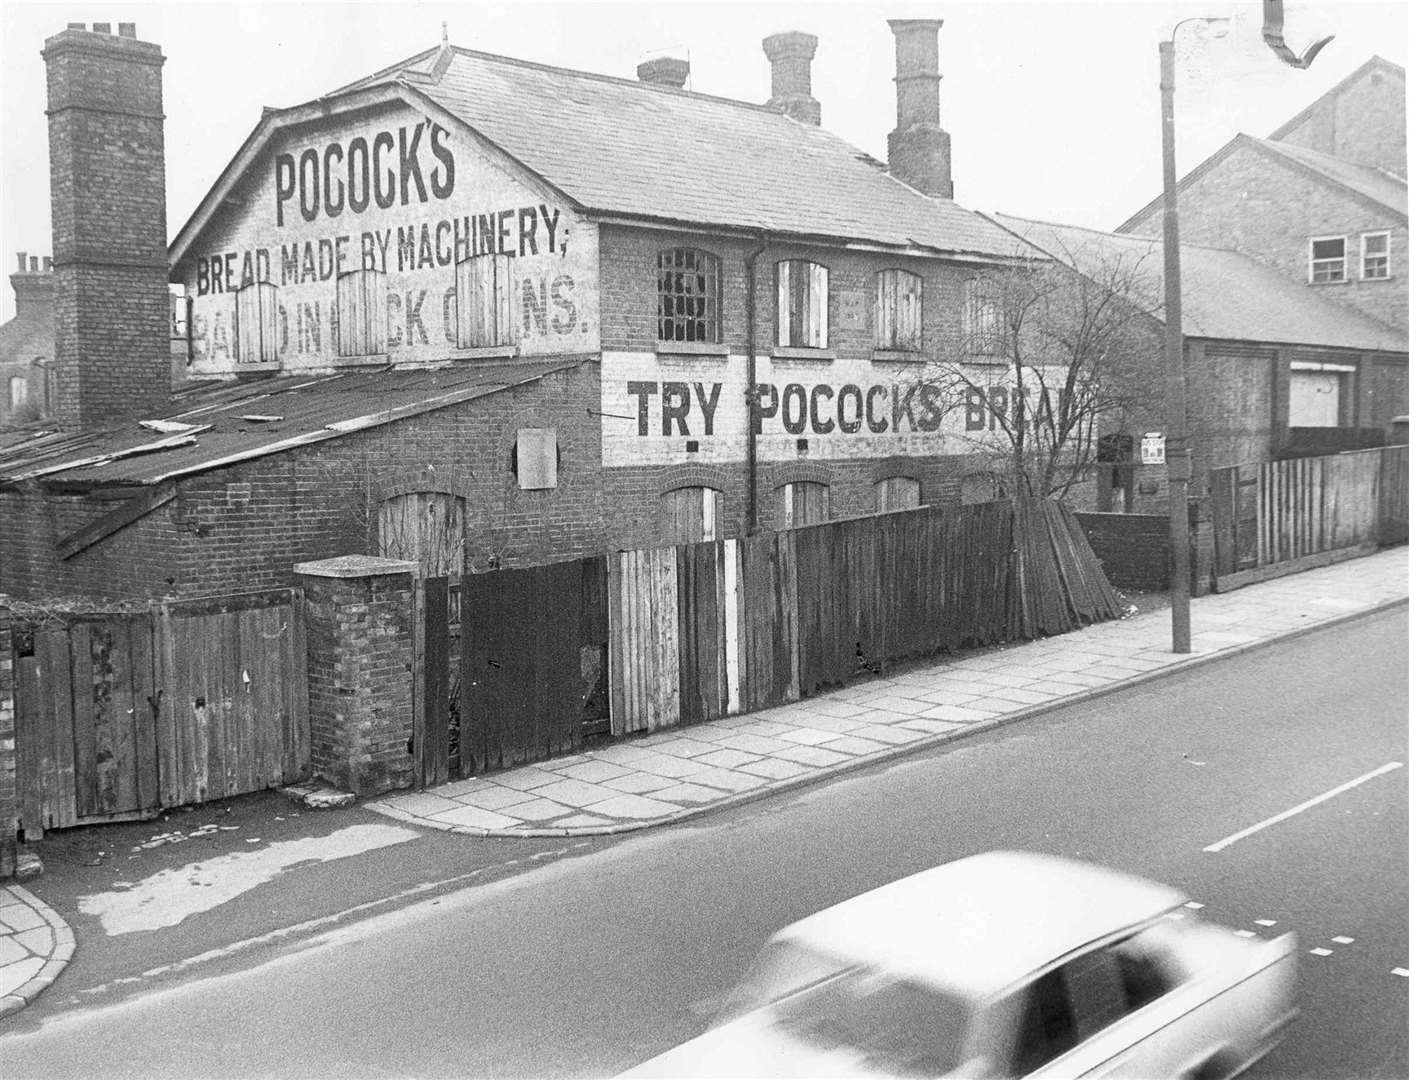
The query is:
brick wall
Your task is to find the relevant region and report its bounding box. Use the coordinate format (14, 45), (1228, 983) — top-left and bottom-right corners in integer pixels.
(1275, 66), (1407, 177)
(1122, 141), (1407, 332)
(44, 25), (170, 428)
(0, 603), (15, 876)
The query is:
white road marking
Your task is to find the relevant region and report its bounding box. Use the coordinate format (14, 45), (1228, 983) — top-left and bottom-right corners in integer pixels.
(1203, 761), (1404, 853)
(1234, 930), (1257, 938)
(1310, 948), (1334, 956)
(1183, 901), (1205, 910)
(1392, 968), (1409, 978)
(1332, 936), (1355, 944)
(1255, 919), (1278, 926)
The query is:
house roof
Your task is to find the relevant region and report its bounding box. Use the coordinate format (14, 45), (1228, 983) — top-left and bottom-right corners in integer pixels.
(995, 214), (1409, 354)
(1268, 55), (1406, 149)
(172, 43), (1034, 268)
(1117, 132), (1408, 233)
(0, 359), (581, 488)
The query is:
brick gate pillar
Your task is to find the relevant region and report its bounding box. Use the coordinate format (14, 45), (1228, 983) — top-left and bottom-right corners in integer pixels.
(0, 603), (17, 877)
(294, 556), (418, 798)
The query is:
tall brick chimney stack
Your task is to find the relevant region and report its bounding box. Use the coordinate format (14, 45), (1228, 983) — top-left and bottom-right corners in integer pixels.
(10, 253), (55, 319)
(887, 19), (953, 199)
(44, 22), (170, 430)
(637, 57), (690, 89)
(763, 31), (821, 126)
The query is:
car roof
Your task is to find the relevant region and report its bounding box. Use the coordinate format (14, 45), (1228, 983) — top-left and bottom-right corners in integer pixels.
(776, 852), (1186, 1000)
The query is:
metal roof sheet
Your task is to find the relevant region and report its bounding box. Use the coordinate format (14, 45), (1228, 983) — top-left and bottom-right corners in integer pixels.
(0, 360), (581, 487)
(995, 215), (1409, 353)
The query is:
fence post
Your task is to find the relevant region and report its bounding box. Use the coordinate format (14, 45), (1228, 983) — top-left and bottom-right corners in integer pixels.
(0, 602), (15, 877)
(294, 556), (419, 798)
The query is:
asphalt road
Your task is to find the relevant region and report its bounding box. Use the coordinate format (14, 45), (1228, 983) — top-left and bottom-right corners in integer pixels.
(3, 607), (1406, 1079)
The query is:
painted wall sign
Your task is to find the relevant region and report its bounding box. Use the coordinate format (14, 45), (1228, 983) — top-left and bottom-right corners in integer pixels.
(600, 353), (1063, 466)
(180, 107), (599, 373)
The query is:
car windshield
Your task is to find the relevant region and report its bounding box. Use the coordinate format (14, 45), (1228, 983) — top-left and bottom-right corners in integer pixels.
(724, 941), (971, 1077)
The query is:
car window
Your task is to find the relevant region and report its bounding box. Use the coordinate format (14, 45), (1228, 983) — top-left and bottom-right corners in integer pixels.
(1110, 926), (1185, 1010)
(1011, 968), (1078, 1075)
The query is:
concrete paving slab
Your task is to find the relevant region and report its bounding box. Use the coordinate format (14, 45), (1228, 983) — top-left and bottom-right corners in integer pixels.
(584, 794), (680, 819)
(737, 758), (816, 781)
(695, 748), (762, 769)
(532, 778), (627, 807)
(601, 772), (680, 794)
(429, 804), (521, 830)
(504, 798), (576, 822)
(490, 767), (566, 791)
(771, 744), (852, 768)
(454, 786), (539, 812)
(555, 760), (633, 784)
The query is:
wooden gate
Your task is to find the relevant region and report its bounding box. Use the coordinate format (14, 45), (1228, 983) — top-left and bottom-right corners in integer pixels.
(12, 589), (310, 837)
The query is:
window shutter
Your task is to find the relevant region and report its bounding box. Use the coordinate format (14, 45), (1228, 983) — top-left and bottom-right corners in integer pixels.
(235, 281), (279, 364)
(457, 254), (515, 347)
(336, 270), (387, 356)
(776, 261), (792, 347)
(809, 263), (828, 348)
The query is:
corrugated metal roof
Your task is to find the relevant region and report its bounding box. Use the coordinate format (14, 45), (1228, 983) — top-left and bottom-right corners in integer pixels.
(995, 214), (1409, 353)
(368, 47), (1031, 258)
(0, 360), (580, 487)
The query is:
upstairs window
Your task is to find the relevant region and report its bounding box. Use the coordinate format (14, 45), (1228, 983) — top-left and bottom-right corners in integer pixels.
(777, 259), (828, 348)
(336, 269), (388, 356)
(456, 253), (517, 348)
(1361, 232), (1390, 280)
(658, 248), (721, 343)
(964, 279), (1004, 357)
(1309, 237), (1347, 283)
(234, 281), (280, 364)
(875, 269), (923, 352)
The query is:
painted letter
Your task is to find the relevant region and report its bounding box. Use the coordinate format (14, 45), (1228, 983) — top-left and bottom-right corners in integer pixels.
(809, 385), (835, 435)
(694, 382), (721, 436)
(399, 123), (427, 205)
(373, 131), (396, 210)
(274, 153), (296, 226)
(662, 381), (691, 436)
(323, 142), (345, 217)
(429, 124), (455, 199)
(627, 381), (659, 436)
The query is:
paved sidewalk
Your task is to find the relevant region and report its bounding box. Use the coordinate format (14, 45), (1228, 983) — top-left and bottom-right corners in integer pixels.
(372, 546), (1409, 838)
(0, 885), (75, 1019)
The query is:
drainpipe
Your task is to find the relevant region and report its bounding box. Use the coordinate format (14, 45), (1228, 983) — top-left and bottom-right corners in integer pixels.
(744, 235), (767, 534)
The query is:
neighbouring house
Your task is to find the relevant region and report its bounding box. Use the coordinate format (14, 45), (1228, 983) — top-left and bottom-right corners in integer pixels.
(994, 215), (1409, 510)
(1, 19), (1061, 602)
(1118, 57), (1408, 335)
(0, 255), (56, 428)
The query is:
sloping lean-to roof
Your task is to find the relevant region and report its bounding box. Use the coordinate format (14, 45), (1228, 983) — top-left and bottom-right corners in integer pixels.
(996, 214), (1408, 354)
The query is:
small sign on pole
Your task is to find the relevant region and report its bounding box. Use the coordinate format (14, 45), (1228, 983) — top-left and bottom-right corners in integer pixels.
(1141, 432), (1166, 465)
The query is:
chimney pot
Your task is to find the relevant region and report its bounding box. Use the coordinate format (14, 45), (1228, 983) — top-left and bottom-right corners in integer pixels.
(118, 23), (137, 38)
(43, 256), (53, 272)
(30, 257), (39, 272)
(636, 56), (690, 89)
(92, 22), (112, 34)
(66, 22), (84, 30)
(16, 252), (27, 272)
(763, 30), (821, 125)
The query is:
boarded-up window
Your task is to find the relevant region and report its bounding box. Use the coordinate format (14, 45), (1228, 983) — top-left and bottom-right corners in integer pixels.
(335, 269), (388, 356)
(875, 269), (922, 351)
(234, 281), (279, 364)
(776, 481), (830, 529)
(1289, 367), (1351, 427)
(777, 260), (828, 348)
(8, 374), (26, 411)
(658, 248), (721, 343)
(377, 492), (467, 577)
(169, 285), (189, 341)
(875, 476), (922, 512)
(515, 428), (559, 489)
(456, 253), (516, 348)
(964, 279), (1004, 357)
(961, 473), (1003, 505)
(661, 486), (721, 543)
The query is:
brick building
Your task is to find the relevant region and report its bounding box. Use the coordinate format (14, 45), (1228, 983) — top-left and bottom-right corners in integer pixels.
(1, 20), (1054, 601)
(0, 255), (55, 427)
(996, 215), (1409, 511)
(1119, 57), (1408, 334)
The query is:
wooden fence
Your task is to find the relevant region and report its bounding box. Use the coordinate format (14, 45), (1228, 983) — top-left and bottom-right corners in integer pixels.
(1209, 445), (1409, 589)
(440, 499), (1120, 772)
(11, 589), (309, 838)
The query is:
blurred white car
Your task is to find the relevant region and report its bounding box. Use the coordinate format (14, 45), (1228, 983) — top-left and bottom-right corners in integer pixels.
(623, 852), (1296, 1079)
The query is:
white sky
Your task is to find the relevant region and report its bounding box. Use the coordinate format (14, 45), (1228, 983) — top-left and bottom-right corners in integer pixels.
(1, 0), (1405, 321)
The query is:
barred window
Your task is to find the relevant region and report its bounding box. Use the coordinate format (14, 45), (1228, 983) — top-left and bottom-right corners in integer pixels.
(875, 269), (923, 351)
(1309, 237), (1347, 283)
(1361, 232), (1390, 280)
(234, 281), (280, 364)
(964, 279), (1004, 357)
(456, 253), (517, 348)
(658, 249), (721, 343)
(335, 269), (388, 356)
(777, 260), (829, 348)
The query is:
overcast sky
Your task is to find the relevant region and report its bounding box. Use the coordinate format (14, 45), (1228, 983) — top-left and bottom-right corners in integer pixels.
(2, 0), (1405, 320)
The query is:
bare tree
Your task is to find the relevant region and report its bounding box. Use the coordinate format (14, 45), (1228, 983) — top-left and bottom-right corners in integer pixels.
(932, 240), (1165, 500)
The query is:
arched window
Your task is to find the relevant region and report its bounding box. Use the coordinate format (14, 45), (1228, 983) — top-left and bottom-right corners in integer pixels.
(377, 492), (467, 577)
(875, 269), (922, 352)
(776, 481), (830, 529)
(658, 249), (721, 343)
(776, 260), (828, 348)
(661, 486), (722, 543)
(875, 476), (922, 512)
(960, 473), (1004, 506)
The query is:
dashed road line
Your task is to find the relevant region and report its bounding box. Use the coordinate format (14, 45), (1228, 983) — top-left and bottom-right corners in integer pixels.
(1310, 947), (1334, 956)
(1255, 918), (1278, 927)
(1332, 936), (1355, 944)
(1203, 761), (1404, 853)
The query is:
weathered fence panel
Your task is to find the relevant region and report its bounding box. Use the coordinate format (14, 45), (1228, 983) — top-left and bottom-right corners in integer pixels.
(1209, 446), (1405, 588)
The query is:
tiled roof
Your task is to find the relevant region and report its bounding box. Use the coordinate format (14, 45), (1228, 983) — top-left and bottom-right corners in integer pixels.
(995, 214), (1408, 354)
(357, 46), (1030, 259)
(0, 360), (580, 486)
(1250, 138), (1407, 217)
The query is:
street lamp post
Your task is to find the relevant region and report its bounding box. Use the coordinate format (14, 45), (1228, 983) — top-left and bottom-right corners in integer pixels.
(1159, 17), (1227, 655)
